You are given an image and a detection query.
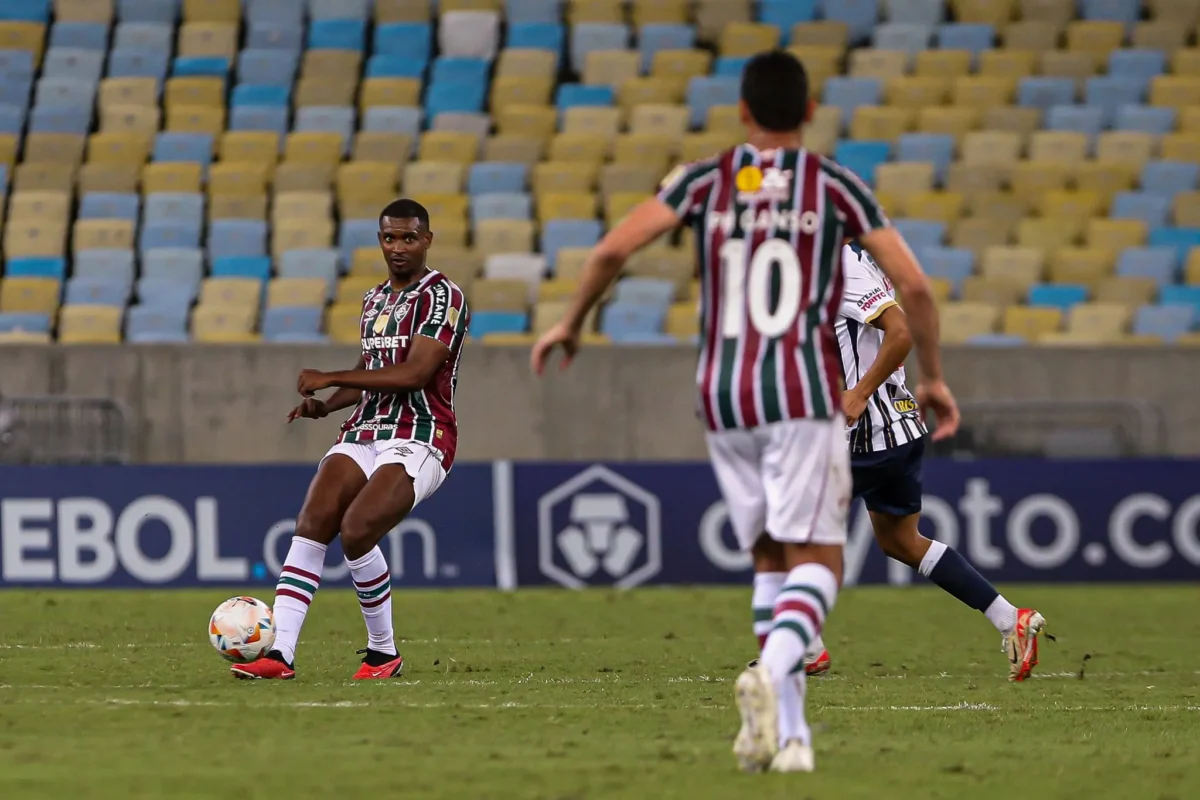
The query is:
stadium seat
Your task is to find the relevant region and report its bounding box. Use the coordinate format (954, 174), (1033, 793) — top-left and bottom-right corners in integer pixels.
(1115, 245), (1178, 285)
(1114, 105), (1175, 135)
(1140, 161), (1200, 198)
(212, 255), (272, 282)
(65, 275), (128, 307)
(49, 22), (110, 51)
(74, 250), (135, 285)
(1133, 304), (1195, 342)
(1148, 227), (1200, 265)
(834, 140), (890, 186)
(5, 257), (66, 280)
(471, 309), (528, 337)
(895, 134), (954, 184)
(1029, 283), (1089, 311)
(472, 192), (533, 223)
(917, 246), (974, 295)
(1111, 192), (1171, 228)
(78, 192), (140, 221)
(1018, 77), (1076, 111)
(1160, 285), (1200, 319)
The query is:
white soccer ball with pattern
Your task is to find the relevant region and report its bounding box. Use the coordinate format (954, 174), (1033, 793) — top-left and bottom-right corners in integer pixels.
(208, 596), (276, 663)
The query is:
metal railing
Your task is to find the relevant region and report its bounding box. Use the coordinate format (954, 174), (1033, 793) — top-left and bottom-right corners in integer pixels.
(0, 395), (131, 464)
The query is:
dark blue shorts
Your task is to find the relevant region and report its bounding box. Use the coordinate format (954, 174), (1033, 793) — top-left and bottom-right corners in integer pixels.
(851, 437), (925, 517)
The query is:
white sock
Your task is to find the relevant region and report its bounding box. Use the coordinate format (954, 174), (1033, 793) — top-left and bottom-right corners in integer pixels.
(805, 633), (826, 660)
(917, 540), (947, 576)
(985, 595), (1019, 634)
(779, 675), (812, 747)
(752, 572), (785, 651)
(346, 546), (396, 656)
(272, 537), (326, 664)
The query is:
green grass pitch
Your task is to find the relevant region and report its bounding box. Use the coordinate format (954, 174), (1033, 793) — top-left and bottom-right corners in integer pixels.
(1, 585), (1197, 799)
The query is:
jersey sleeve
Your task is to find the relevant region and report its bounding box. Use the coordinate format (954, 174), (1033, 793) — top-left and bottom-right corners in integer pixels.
(416, 280), (469, 348)
(655, 159), (721, 225)
(840, 246), (897, 326)
(821, 159), (890, 240)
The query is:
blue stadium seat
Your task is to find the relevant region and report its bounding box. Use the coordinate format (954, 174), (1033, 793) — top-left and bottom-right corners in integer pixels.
(174, 56), (229, 78)
(822, 77), (882, 132)
(247, 23), (305, 52)
(339, 220), (380, 266)
(209, 221), (269, 261)
(238, 49), (299, 86)
(602, 302), (668, 341)
(230, 105), (290, 136)
(1148, 227), (1200, 265)
(916, 246), (974, 295)
(0, 312), (51, 333)
(557, 83), (615, 111)
(117, 0), (178, 24)
(1115, 105), (1175, 135)
(967, 333), (1026, 346)
(638, 24), (694, 72)
(0, 104), (25, 135)
(1111, 192), (1171, 228)
(212, 256), (272, 281)
(136, 275), (196, 309)
(834, 140), (890, 186)
(1108, 49), (1166, 82)
(508, 21), (564, 55)
(1017, 77), (1076, 111)
(247, 0), (305, 27)
(308, 19), (366, 51)
(28, 105), (91, 135)
(609, 332), (684, 345)
(472, 193), (533, 223)
(1085, 77), (1145, 126)
(279, 249), (338, 298)
(0, 165), (6, 191)
(114, 22), (173, 52)
(373, 23), (432, 62)
(263, 307), (326, 343)
(685, 76), (740, 128)
(1140, 161), (1199, 197)
(1133, 304), (1195, 342)
(468, 162), (528, 195)
(759, 0), (818, 44)
(0, 0), (49, 21)
(309, 0), (370, 21)
(78, 192), (140, 221)
(154, 133), (214, 165)
(1046, 105), (1104, 140)
(141, 248), (203, 285)
(542, 220), (603, 269)
(5, 257), (65, 279)
(363, 106), (423, 134)
(885, 0), (943, 25)
(0, 49), (33, 77)
(42, 49), (106, 82)
(231, 84), (290, 107)
(0, 77), (31, 106)
(471, 310), (528, 337)
(139, 223), (202, 252)
(1080, 0), (1140, 24)
(145, 192), (204, 226)
(1159, 285), (1200, 319)
(295, 106), (356, 150)
(74, 250), (135, 285)
(49, 22), (109, 51)
(1115, 247), (1178, 285)
(715, 57), (749, 77)
(823, 0), (881, 44)
(425, 82), (486, 117)
(612, 278), (675, 307)
(125, 304), (189, 343)
(366, 55), (427, 79)
(34, 76), (97, 109)
(1028, 283), (1088, 311)
(872, 23), (933, 55)
(107, 48), (170, 81)
(896, 134), (954, 183)
(432, 57), (490, 86)
(570, 23), (630, 74)
(935, 24), (994, 63)
(893, 219), (946, 249)
(65, 276), (128, 307)
(507, 0), (560, 25)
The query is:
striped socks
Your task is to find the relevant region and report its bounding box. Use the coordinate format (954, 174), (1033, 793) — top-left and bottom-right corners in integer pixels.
(761, 563), (839, 684)
(347, 546), (396, 656)
(273, 537), (327, 665)
(751, 572), (785, 651)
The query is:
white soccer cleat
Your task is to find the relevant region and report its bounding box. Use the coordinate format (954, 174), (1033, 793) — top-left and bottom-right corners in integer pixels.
(733, 662), (780, 773)
(770, 740), (815, 773)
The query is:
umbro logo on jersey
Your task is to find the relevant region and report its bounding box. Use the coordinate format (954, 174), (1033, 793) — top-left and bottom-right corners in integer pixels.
(735, 165), (794, 202)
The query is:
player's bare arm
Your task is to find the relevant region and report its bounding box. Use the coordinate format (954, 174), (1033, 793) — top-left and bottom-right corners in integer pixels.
(844, 304), (913, 427)
(288, 355), (367, 422)
(531, 198), (681, 375)
(858, 227), (960, 440)
(298, 335), (450, 396)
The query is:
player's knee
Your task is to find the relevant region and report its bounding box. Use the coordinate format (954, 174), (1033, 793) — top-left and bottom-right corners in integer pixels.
(339, 512), (373, 561)
(874, 519), (924, 566)
(294, 505), (340, 545)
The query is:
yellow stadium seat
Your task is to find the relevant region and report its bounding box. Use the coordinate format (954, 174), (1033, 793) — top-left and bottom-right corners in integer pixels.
(479, 332), (537, 345)
(1093, 276), (1158, 308)
(208, 162), (270, 196)
(1161, 133), (1200, 163)
(1010, 162), (1071, 209)
(605, 192), (650, 225)
(1, 277), (60, 315)
(177, 22), (238, 60)
(1185, 250), (1200, 284)
(1087, 218), (1147, 251)
(947, 164), (1007, 198)
(1072, 162), (1134, 206)
(1172, 49), (1200, 78)
(167, 105), (225, 136)
(482, 135), (544, 165)
(966, 191), (1028, 228)
(496, 48), (556, 80)
(25, 133), (85, 166)
(627, 248), (693, 298)
(401, 161), (463, 195)
(1048, 248), (1113, 288)
(961, 279), (1027, 311)
(1095, 132), (1156, 169)
(850, 106), (912, 142)
(850, 49), (909, 81)
(629, 104), (690, 139)
(631, 0), (688, 24)
(8, 190), (70, 223)
(301, 50), (362, 81)
(537, 192), (595, 222)
(1041, 190), (1103, 226)
(612, 134), (674, 170)
(284, 132), (343, 165)
(411, 193), (468, 222)
(952, 0), (1017, 26)
(980, 106), (1042, 140)
(474, 219), (535, 254)
(338, 161), (401, 200)
(183, 0), (238, 22)
(1151, 76), (1200, 108)
(219, 131), (279, 166)
(471, 278), (529, 312)
(353, 131), (413, 163)
(1064, 302), (1129, 341)
(583, 50), (640, 87)
(952, 218), (1015, 256)
(953, 76), (1017, 109)
(886, 76), (951, 108)
(418, 131), (478, 164)
(533, 300), (600, 334)
(1002, 21), (1062, 51)
(77, 164), (139, 194)
(14, 163), (74, 193)
(1174, 192), (1200, 227)
(0, 22), (45, 64)
(349, 248), (386, 278)
(553, 248), (591, 282)
(982, 245), (1044, 287)
(326, 301), (363, 343)
(876, 162), (936, 199)
(533, 161), (598, 195)
(141, 162), (202, 194)
(271, 219), (335, 258)
(681, 132), (738, 162)
(273, 191), (333, 222)
(961, 131), (1022, 165)
(267, 278), (327, 309)
(913, 49), (972, 79)
(73, 219), (134, 252)
(99, 104), (160, 134)
(273, 162), (335, 193)
(210, 194), (268, 221)
(192, 305), (258, 343)
(694, 0), (752, 43)
(917, 106), (979, 146)
(495, 104), (556, 139)
(650, 49), (713, 87)
(99, 77), (157, 110)
(55, 0), (115, 23)
(1134, 20), (1188, 50)
(1018, 217), (1083, 251)
(617, 77), (682, 110)
(295, 77), (357, 108)
(1065, 20), (1124, 67)
(803, 106), (841, 156)
(791, 21), (849, 48)
(0, 330), (51, 344)
(600, 163), (659, 198)
(705, 104), (742, 135)
(718, 22), (780, 57)
(538, 278), (580, 303)
(905, 192), (965, 225)
(435, 248), (483, 289)
(1003, 306), (1062, 340)
(549, 133), (609, 165)
(561, 106), (621, 143)
(977, 49), (1037, 80)
(928, 277), (953, 304)
(568, 0), (622, 23)
(359, 77), (421, 111)
(58, 305), (122, 344)
(787, 45), (842, 96)
(491, 77), (555, 112)
(665, 303), (698, 340)
(940, 302), (1000, 343)
(0, 133), (15, 168)
(1037, 50), (1096, 85)
(165, 77), (223, 110)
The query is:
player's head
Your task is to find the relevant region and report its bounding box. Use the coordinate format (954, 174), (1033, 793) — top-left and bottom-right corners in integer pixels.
(739, 50), (812, 135)
(378, 198), (433, 278)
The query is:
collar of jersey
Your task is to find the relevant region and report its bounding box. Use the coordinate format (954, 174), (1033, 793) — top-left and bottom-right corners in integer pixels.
(382, 268), (441, 296)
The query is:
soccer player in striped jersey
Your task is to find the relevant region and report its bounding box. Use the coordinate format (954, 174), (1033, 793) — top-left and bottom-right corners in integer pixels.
(531, 51), (958, 774)
(798, 243), (1045, 682)
(231, 199), (470, 681)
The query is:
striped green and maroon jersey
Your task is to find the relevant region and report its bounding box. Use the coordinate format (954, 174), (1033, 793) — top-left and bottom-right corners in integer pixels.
(336, 269), (470, 470)
(656, 144), (890, 431)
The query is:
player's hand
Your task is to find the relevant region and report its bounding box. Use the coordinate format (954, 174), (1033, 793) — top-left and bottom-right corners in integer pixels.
(287, 398), (328, 423)
(297, 369), (331, 398)
(916, 379), (960, 442)
(843, 389), (868, 427)
(530, 321), (581, 376)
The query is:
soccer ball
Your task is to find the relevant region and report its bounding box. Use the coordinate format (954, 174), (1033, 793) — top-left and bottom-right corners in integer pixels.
(208, 596), (276, 663)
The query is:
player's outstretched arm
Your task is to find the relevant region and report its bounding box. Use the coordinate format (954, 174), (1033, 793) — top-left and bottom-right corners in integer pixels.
(843, 304), (913, 426)
(531, 199), (681, 375)
(298, 340), (449, 395)
(858, 227), (960, 440)
(288, 356), (366, 422)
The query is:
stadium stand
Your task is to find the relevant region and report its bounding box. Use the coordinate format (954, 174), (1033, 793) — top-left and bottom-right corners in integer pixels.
(2, 1), (1200, 346)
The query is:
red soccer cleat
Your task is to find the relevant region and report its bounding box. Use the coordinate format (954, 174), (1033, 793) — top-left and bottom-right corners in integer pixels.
(230, 651), (295, 680)
(804, 649), (831, 676)
(352, 648), (404, 680)
(1005, 609), (1047, 682)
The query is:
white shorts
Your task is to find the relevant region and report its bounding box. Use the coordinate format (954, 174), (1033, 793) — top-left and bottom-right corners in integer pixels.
(321, 438), (447, 510)
(706, 418), (851, 551)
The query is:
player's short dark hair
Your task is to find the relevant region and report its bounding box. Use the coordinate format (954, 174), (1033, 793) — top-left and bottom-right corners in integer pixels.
(379, 198), (430, 229)
(741, 50), (809, 133)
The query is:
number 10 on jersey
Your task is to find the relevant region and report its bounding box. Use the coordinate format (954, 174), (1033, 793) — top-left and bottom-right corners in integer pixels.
(719, 239), (804, 340)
